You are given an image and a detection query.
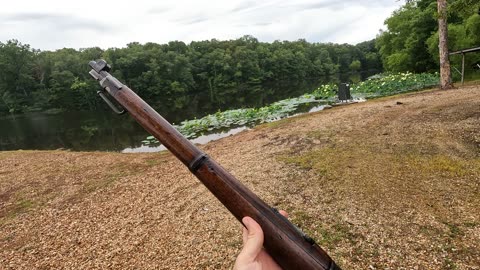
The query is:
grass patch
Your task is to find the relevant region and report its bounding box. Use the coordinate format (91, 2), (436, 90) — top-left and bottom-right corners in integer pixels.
(403, 155), (472, 177)
(443, 222), (464, 238)
(145, 159), (161, 166)
(317, 222), (358, 247)
(443, 258), (458, 270)
(10, 199), (35, 218)
(15, 199), (34, 211)
(279, 147), (349, 178)
(290, 210), (358, 249)
(0, 199), (35, 225)
(291, 210), (312, 227)
(463, 221), (478, 228)
(282, 143), (478, 181)
(83, 175), (119, 193)
(281, 149), (317, 169)
(82, 161), (148, 193)
(307, 130), (335, 139)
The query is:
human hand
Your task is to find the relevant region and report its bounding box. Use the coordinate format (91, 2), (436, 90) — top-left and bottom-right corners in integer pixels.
(233, 210), (288, 270)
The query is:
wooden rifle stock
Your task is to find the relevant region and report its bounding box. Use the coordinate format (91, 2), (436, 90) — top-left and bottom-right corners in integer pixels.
(88, 60), (341, 270)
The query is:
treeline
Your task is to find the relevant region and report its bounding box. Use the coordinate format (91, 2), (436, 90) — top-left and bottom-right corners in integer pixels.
(2, 0), (480, 118)
(377, 0), (480, 75)
(0, 36), (381, 116)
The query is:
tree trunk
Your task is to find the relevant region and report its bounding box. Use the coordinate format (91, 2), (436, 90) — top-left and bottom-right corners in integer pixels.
(437, 0), (453, 89)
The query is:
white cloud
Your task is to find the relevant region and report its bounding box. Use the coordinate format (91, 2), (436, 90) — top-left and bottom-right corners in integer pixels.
(0, 0), (403, 50)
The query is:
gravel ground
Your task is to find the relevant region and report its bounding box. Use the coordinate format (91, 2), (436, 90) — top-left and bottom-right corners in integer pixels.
(1, 86), (479, 269)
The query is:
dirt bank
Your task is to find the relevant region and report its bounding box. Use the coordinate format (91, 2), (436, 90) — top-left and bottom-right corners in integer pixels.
(1, 86), (479, 269)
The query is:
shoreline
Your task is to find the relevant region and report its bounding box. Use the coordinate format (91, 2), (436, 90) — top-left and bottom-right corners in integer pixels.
(1, 85), (479, 269)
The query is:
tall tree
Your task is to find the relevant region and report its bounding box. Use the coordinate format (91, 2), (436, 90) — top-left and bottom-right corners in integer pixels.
(378, 0), (479, 80)
(437, 0), (453, 89)
(0, 40), (36, 113)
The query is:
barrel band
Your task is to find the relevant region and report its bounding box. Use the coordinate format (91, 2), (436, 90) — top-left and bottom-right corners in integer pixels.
(189, 154), (208, 173)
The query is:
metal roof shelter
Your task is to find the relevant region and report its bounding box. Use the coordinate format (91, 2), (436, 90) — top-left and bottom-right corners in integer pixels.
(449, 46), (480, 84)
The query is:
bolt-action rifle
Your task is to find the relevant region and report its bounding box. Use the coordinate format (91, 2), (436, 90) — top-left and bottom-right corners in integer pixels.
(88, 59), (341, 270)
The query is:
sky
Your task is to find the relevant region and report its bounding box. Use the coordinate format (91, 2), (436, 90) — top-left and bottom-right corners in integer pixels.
(0, 0), (404, 51)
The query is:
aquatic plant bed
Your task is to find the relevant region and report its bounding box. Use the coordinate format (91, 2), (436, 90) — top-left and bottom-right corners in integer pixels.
(142, 95), (331, 146)
(142, 72), (439, 146)
(351, 72), (439, 98)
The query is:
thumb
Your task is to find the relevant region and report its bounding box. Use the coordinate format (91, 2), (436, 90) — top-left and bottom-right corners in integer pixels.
(240, 216), (264, 260)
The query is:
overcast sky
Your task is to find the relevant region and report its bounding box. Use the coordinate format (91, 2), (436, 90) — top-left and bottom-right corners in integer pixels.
(0, 0), (403, 51)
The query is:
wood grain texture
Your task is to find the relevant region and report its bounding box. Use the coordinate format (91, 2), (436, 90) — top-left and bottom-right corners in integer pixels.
(98, 68), (340, 270)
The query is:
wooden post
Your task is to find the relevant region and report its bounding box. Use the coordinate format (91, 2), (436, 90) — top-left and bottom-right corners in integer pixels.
(461, 52), (465, 85)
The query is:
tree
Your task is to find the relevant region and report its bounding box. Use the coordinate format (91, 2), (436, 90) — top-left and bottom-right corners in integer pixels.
(378, 0), (479, 80)
(0, 40), (36, 113)
(349, 60), (362, 71)
(376, 0), (438, 72)
(437, 0), (453, 89)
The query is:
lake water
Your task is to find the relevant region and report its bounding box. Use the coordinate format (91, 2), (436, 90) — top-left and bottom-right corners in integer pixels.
(0, 72), (376, 152)
(0, 111), (148, 152)
(0, 104), (333, 152)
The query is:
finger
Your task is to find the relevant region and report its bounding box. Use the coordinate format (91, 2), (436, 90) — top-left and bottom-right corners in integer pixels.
(279, 210), (288, 218)
(242, 226), (248, 244)
(240, 216), (264, 260)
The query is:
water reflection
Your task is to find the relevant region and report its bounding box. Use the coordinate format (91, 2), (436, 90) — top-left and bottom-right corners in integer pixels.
(0, 112), (148, 151)
(0, 71), (378, 152)
(122, 126), (249, 153)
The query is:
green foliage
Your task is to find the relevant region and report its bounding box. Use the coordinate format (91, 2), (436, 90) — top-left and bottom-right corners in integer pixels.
(311, 84), (338, 98)
(350, 60), (362, 71)
(0, 40), (36, 113)
(0, 36), (382, 116)
(349, 60), (362, 71)
(377, 0), (438, 72)
(351, 72), (439, 97)
(172, 93), (324, 139)
(378, 0), (480, 77)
